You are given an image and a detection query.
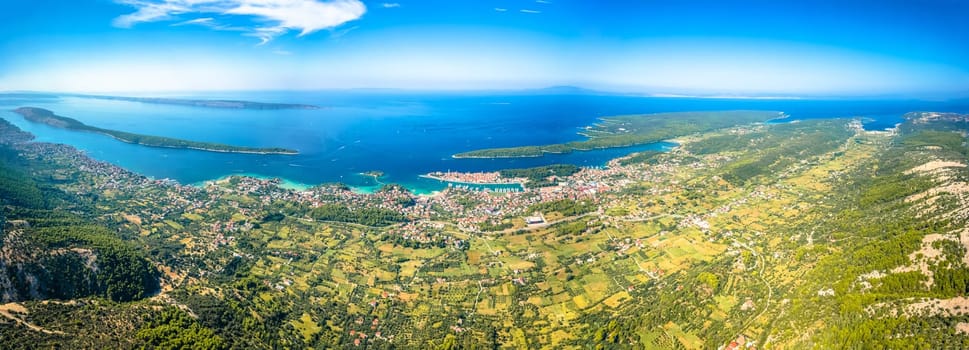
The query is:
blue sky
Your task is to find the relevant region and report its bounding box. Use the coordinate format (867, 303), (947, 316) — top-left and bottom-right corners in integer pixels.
(0, 0), (968, 97)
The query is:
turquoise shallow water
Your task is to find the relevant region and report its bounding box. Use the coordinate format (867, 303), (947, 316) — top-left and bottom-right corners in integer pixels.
(1, 92), (966, 193)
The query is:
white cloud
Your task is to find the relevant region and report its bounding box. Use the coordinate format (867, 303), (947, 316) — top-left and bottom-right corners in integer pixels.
(171, 17), (249, 31)
(113, 0), (182, 27)
(381, 2), (399, 8)
(535, 0), (550, 3)
(248, 26), (288, 44)
(520, 9), (541, 14)
(494, 8), (507, 12)
(172, 17), (215, 26)
(113, 0), (366, 43)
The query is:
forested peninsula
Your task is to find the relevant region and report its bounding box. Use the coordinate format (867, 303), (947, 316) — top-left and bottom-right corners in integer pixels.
(454, 110), (781, 158)
(13, 107), (298, 155)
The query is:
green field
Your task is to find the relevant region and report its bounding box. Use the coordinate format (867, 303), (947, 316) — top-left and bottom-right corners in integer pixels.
(2, 113), (969, 348)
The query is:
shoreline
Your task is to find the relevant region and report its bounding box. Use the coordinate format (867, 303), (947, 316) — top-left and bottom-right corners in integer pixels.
(193, 173), (315, 191)
(5, 107), (694, 196)
(452, 140), (679, 159)
(451, 153), (548, 159)
(189, 173), (444, 196)
(451, 110), (777, 159)
(13, 107), (300, 155)
(189, 173), (524, 196)
(98, 131), (299, 155)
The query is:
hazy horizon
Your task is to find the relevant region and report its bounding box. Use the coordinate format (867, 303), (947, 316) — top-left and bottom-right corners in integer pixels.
(2, 86), (966, 103)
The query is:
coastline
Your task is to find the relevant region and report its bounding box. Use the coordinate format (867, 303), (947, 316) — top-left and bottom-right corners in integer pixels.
(3, 108), (681, 197)
(193, 173), (314, 191)
(453, 140), (679, 159)
(98, 131), (299, 155)
(188, 173), (521, 196)
(452, 110), (779, 159)
(190, 173), (446, 196)
(14, 107), (299, 155)
(451, 153), (548, 159)
(764, 112), (793, 124)
(2, 105), (712, 197)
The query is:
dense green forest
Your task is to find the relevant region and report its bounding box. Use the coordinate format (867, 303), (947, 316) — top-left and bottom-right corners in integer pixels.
(0, 141), (158, 303)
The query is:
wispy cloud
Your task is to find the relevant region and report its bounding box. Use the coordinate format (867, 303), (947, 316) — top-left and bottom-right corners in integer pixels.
(113, 0), (366, 44)
(170, 17), (248, 31)
(520, 9), (541, 14)
(381, 2), (399, 8)
(494, 7), (507, 12)
(329, 25), (358, 39)
(535, 0), (550, 3)
(171, 17), (214, 26)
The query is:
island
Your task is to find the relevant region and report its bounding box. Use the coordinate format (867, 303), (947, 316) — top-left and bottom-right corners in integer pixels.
(13, 107), (299, 155)
(68, 94), (322, 110)
(453, 110), (783, 158)
(360, 170), (385, 178)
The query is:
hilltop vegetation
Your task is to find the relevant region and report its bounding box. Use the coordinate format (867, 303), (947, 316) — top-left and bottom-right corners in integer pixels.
(0, 138), (158, 303)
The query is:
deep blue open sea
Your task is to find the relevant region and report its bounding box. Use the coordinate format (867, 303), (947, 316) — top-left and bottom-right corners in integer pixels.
(1, 91), (967, 193)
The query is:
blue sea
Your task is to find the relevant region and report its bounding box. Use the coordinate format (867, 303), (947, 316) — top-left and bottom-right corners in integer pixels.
(1, 91), (967, 193)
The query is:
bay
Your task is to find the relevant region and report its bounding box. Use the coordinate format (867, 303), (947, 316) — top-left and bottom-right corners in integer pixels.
(1, 91), (966, 193)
